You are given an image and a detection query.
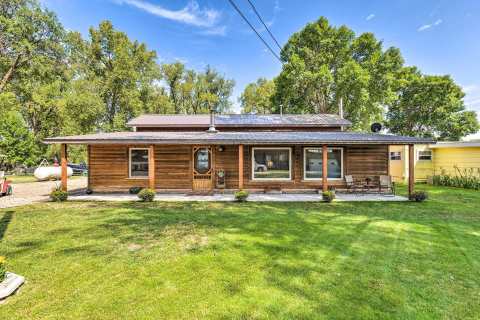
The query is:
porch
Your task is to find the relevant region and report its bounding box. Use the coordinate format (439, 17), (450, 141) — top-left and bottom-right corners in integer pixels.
(43, 131), (428, 198)
(67, 191), (408, 202)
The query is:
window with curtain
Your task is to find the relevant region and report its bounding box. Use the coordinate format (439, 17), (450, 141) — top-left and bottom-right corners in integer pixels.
(129, 148), (149, 177)
(304, 148), (343, 179)
(252, 148), (291, 180)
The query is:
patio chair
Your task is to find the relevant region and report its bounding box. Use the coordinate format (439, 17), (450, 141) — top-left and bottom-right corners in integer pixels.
(344, 175), (361, 194)
(379, 175), (395, 195)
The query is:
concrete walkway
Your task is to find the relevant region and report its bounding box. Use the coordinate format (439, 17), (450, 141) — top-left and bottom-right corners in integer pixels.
(0, 177), (87, 209)
(69, 192), (408, 202)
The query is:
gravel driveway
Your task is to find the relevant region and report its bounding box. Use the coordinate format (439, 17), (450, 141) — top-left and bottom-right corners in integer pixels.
(0, 177), (87, 209)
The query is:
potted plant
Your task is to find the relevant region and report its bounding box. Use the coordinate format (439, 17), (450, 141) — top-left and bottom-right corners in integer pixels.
(234, 190), (249, 202)
(322, 191), (335, 202)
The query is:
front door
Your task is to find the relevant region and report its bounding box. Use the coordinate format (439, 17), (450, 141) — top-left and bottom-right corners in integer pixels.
(192, 146), (213, 191)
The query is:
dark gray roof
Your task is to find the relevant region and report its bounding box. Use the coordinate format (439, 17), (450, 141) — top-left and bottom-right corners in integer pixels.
(126, 114), (352, 127)
(44, 131), (435, 145)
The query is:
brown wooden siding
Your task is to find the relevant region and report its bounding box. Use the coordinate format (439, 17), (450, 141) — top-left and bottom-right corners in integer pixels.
(88, 144), (388, 192)
(89, 145), (191, 192)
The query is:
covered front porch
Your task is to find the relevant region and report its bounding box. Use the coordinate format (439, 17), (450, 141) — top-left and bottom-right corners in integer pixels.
(67, 190), (409, 202)
(43, 130), (433, 198)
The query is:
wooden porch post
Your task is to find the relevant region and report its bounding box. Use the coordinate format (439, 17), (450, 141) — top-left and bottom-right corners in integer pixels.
(60, 143), (68, 192)
(238, 144), (244, 189)
(408, 144), (415, 197)
(322, 145), (328, 192)
(148, 145), (155, 190)
(87, 145), (91, 190)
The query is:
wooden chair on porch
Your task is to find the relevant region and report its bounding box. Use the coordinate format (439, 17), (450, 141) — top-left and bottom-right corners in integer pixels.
(344, 175), (362, 194)
(379, 175), (395, 195)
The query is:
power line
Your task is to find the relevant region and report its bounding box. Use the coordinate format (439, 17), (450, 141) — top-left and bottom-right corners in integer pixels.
(245, 0), (282, 51)
(227, 0), (281, 62)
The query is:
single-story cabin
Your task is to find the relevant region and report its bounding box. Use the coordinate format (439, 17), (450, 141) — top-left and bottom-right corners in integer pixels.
(389, 140), (480, 182)
(44, 114), (434, 196)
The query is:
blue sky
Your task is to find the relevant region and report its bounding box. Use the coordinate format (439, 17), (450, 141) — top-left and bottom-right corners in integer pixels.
(41, 0), (479, 135)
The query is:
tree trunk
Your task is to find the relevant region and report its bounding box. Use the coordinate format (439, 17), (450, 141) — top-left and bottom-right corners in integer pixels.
(0, 54), (21, 92)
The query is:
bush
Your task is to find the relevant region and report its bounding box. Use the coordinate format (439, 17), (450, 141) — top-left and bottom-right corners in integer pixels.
(50, 185), (68, 202)
(322, 191), (335, 202)
(138, 188), (155, 202)
(129, 186), (143, 194)
(409, 190), (428, 202)
(234, 190), (249, 202)
(0, 256), (6, 282)
(431, 167), (480, 190)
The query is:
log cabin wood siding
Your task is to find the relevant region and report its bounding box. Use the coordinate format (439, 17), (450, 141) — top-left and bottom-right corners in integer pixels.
(88, 144), (388, 192)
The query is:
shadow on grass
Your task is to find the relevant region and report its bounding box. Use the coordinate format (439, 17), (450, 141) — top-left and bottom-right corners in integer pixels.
(0, 210), (14, 241)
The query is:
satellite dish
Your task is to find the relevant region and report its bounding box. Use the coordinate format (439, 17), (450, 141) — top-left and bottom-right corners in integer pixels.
(371, 123), (382, 133)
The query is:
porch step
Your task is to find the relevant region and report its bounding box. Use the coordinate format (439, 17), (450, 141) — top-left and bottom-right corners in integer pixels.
(187, 190), (215, 196)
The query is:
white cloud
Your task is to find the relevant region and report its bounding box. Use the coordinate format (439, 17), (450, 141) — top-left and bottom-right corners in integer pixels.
(366, 14), (375, 21)
(200, 26), (226, 36)
(418, 18), (443, 32)
(114, 0), (221, 28)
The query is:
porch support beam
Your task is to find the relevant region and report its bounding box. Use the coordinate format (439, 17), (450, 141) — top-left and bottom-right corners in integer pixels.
(148, 145), (155, 190)
(322, 145), (328, 192)
(60, 143), (68, 192)
(238, 144), (244, 189)
(408, 144), (414, 197)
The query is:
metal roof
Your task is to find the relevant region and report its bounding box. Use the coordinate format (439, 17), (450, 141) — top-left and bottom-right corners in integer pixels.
(429, 141), (480, 148)
(126, 114), (352, 127)
(44, 131), (435, 145)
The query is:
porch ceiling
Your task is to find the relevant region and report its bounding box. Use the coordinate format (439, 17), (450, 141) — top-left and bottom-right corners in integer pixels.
(43, 131), (435, 145)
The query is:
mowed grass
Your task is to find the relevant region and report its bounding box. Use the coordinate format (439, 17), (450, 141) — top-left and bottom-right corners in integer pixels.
(0, 185), (479, 319)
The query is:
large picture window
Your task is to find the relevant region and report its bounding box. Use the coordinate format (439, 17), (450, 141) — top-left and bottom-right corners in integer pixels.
(304, 148), (343, 180)
(129, 148), (149, 178)
(252, 148), (291, 180)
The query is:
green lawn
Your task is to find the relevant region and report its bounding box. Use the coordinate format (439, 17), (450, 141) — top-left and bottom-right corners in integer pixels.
(0, 185), (479, 319)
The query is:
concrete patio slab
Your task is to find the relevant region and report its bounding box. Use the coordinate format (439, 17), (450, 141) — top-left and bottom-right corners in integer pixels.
(68, 192), (408, 202)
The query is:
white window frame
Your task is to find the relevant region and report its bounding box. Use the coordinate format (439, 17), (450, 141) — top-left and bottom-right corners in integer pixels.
(417, 150), (433, 161)
(390, 151), (402, 161)
(129, 147), (150, 179)
(303, 147), (344, 181)
(251, 147), (292, 181)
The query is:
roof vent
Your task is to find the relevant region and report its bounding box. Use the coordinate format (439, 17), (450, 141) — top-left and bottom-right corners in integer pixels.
(207, 109), (218, 133)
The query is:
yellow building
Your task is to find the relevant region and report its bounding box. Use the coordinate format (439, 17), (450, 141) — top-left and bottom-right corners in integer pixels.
(389, 141), (480, 182)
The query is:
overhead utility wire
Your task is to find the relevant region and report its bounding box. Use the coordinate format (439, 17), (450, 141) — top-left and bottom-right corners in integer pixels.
(245, 0), (282, 50)
(227, 0), (282, 62)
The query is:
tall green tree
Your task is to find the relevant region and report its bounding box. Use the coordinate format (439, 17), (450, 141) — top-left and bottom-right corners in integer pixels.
(71, 21), (159, 131)
(386, 68), (479, 140)
(240, 78), (275, 114)
(0, 0), (65, 92)
(161, 63), (234, 114)
(0, 111), (40, 169)
(273, 17), (403, 130)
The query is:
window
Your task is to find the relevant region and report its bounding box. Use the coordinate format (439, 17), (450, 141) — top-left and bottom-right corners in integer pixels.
(390, 151), (402, 161)
(129, 148), (149, 178)
(418, 150), (432, 161)
(304, 148), (343, 180)
(194, 148), (211, 174)
(252, 148), (291, 180)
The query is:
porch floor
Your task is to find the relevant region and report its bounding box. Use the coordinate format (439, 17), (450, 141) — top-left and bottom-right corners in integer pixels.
(68, 192), (408, 202)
